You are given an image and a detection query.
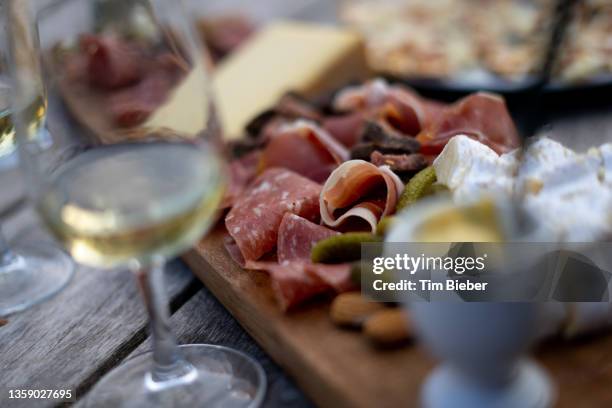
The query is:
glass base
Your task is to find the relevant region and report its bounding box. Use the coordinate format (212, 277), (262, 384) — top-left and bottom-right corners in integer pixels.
(0, 241), (75, 316)
(422, 359), (555, 408)
(85, 344), (267, 408)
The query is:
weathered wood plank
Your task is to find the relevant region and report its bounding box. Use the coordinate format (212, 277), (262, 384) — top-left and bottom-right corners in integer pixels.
(82, 288), (313, 408)
(0, 207), (198, 407)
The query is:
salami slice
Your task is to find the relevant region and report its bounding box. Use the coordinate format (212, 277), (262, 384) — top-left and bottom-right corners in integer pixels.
(225, 168), (322, 262)
(277, 213), (339, 263)
(320, 160), (404, 232)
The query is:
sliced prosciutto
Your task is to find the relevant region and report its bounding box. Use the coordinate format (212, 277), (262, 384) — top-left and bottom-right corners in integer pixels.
(277, 213), (339, 263)
(225, 168), (321, 262)
(259, 120), (349, 183)
(320, 160), (404, 232)
(417, 92), (521, 155)
(322, 111), (367, 148)
(246, 260), (352, 311)
(331, 78), (446, 137)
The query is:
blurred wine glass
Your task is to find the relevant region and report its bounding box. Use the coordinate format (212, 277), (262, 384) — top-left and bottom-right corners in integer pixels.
(8, 0), (265, 406)
(0, 1), (74, 317)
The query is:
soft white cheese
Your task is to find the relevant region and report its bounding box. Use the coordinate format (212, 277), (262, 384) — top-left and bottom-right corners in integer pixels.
(433, 135), (518, 204)
(434, 135), (612, 242)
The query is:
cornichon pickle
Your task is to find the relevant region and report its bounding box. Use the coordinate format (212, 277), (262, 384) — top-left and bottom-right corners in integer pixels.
(311, 233), (382, 264)
(397, 166), (437, 210)
(376, 216), (397, 236)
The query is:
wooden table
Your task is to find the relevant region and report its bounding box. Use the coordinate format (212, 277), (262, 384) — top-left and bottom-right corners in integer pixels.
(0, 203), (312, 408)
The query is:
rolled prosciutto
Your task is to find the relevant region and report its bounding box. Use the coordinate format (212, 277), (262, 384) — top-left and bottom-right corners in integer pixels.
(320, 160), (404, 233)
(417, 92), (521, 155)
(259, 120), (349, 183)
(225, 168), (322, 262)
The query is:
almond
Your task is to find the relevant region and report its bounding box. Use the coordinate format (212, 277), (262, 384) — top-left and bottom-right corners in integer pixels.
(330, 292), (385, 328)
(363, 308), (412, 347)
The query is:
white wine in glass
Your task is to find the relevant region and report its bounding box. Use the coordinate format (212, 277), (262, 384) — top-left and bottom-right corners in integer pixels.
(8, 0), (265, 406)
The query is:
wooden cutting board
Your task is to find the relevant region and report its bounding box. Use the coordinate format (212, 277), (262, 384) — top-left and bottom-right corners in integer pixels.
(184, 226), (612, 408)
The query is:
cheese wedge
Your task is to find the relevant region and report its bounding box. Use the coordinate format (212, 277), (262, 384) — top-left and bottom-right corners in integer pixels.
(213, 21), (370, 139)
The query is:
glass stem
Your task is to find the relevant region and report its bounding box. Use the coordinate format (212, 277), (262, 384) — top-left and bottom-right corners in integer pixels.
(0, 225), (17, 268)
(134, 258), (196, 390)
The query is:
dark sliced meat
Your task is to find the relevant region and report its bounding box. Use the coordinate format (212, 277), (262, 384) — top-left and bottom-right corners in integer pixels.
(225, 168), (322, 262)
(245, 93), (321, 138)
(370, 151), (428, 175)
(277, 213), (339, 263)
(80, 34), (144, 89)
(361, 121), (421, 152)
(417, 92), (521, 155)
(259, 120), (349, 183)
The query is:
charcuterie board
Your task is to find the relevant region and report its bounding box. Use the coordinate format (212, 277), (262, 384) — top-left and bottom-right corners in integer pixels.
(184, 226), (612, 408)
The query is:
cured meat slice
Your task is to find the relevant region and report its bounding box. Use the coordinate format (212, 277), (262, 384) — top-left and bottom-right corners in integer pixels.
(246, 260), (353, 310)
(370, 151), (428, 174)
(308, 263), (354, 293)
(322, 111), (366, 148)
(334, 78), (390, 111)
(221, 151), (261, 210)
(332, 78), (447, 137)
(246, 261), (330, 311)
(259, 120), (349, 182)
(320, 160), (404, 232)
(417, 92), (521, 155)
(225, 168), (322, 261)
(277, 213), (339, 263)
(80, 34), (144, 89)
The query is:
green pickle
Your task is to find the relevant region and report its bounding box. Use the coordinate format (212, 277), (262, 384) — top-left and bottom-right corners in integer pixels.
(311, 233), (382, 264)
(376, 216), (397, 236)
(397, 166), (439, 210)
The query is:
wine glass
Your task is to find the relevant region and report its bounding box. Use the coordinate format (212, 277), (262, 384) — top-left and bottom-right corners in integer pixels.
(8, 0), (266, 406)
(0, 1), (74, 317)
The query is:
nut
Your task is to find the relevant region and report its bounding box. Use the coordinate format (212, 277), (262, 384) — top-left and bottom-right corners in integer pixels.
(363, 308), (412, 347)
(330, 292), (385, 328)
